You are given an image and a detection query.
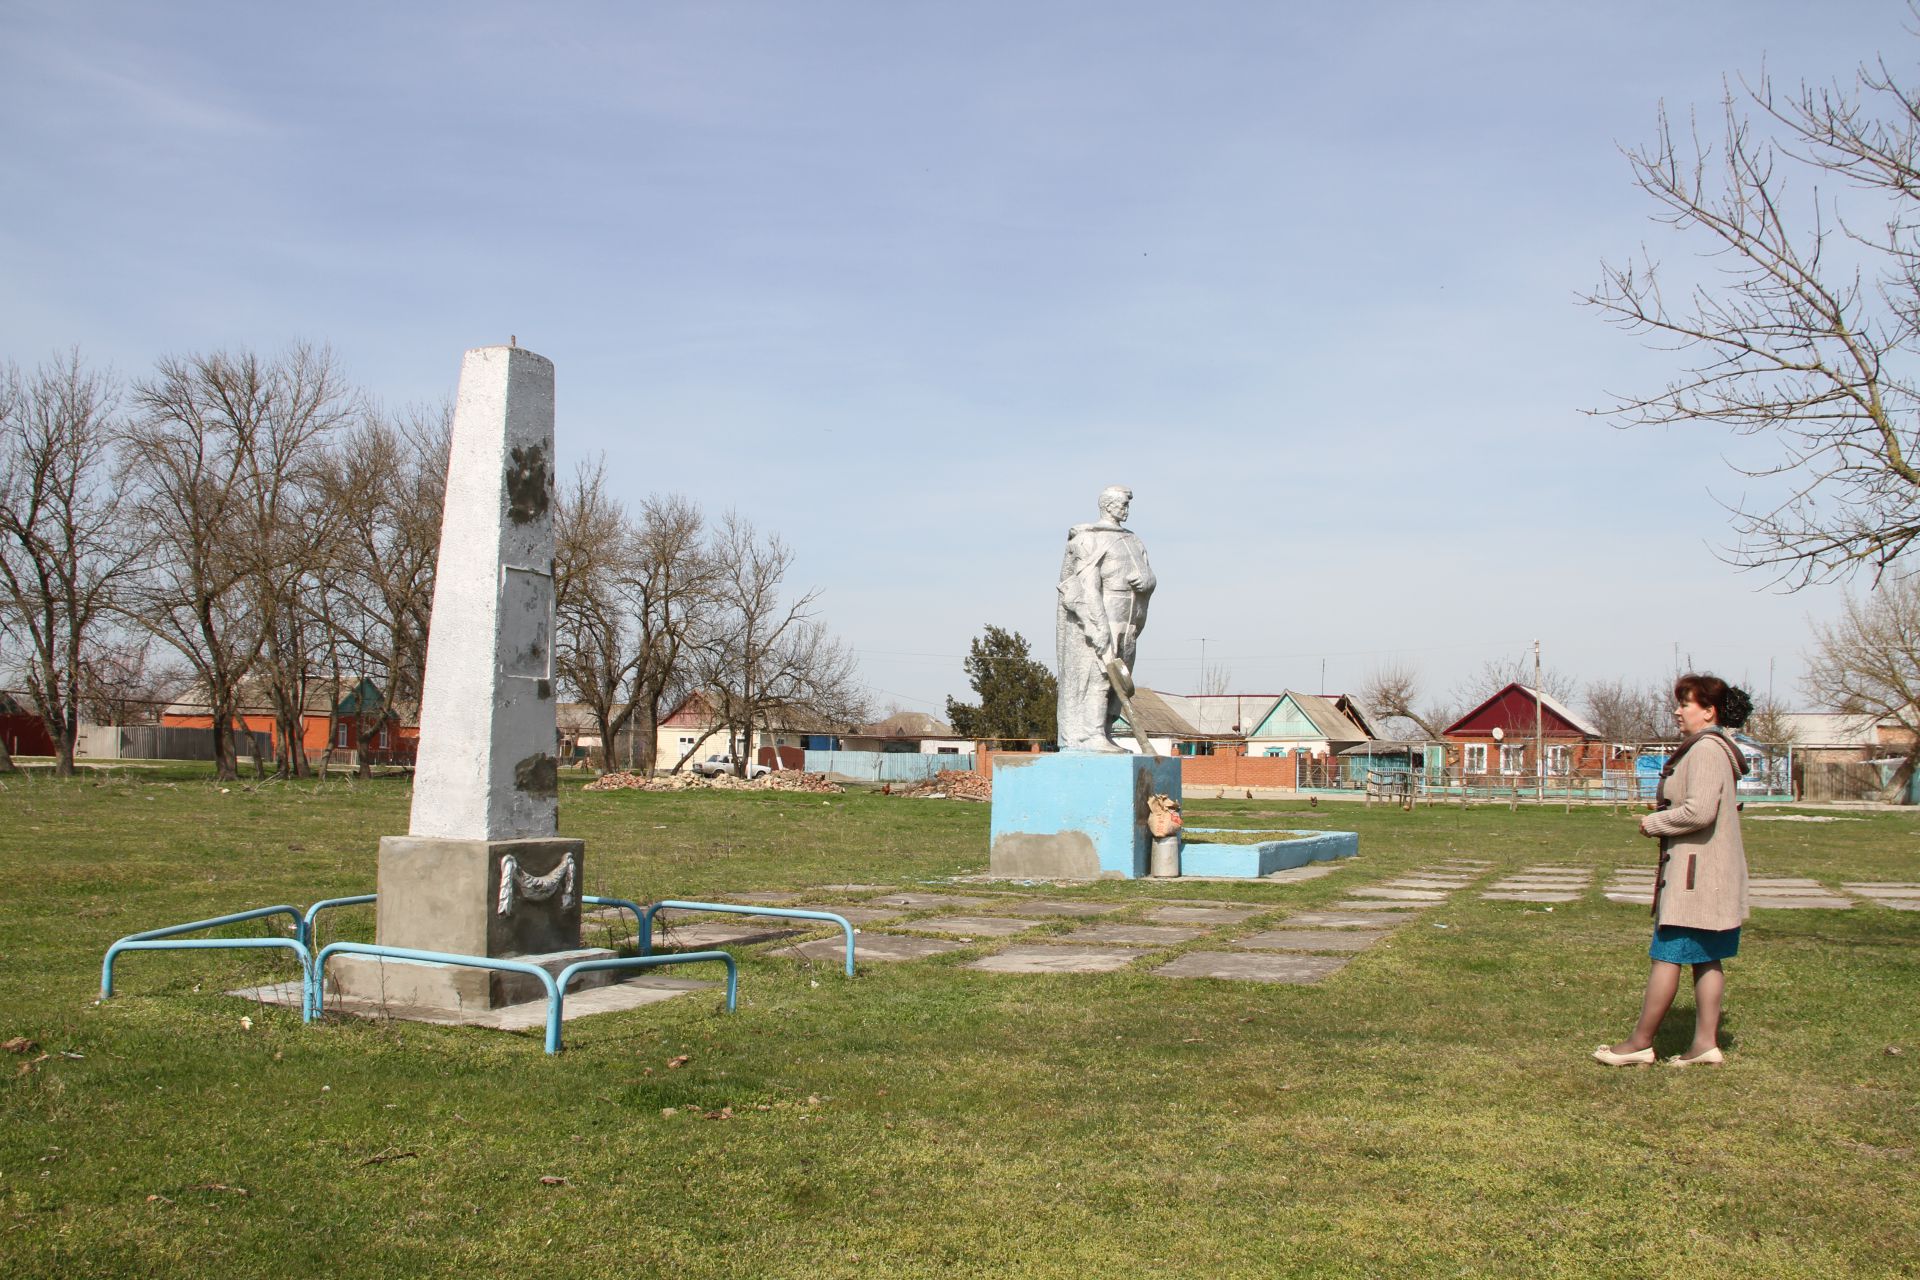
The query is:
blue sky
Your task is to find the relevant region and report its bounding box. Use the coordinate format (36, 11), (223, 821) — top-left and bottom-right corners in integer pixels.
(2, 1), (1905, 717)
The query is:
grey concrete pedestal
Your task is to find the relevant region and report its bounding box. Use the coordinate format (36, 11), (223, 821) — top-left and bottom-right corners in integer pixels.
(329, 835), (592, 1012)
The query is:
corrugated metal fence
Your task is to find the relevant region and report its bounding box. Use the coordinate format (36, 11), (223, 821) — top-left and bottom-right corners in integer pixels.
(803, 750), (975, 783)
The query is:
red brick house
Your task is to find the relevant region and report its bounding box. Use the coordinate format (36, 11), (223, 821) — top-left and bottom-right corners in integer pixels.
(162, 677), (417, 765)
(1443, 683), (1607, 781)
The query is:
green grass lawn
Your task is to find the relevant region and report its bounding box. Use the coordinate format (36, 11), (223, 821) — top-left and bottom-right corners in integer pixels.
(2, 771), (1916, 1278)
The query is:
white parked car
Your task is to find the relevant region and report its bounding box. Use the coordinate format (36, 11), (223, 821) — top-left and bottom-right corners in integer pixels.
(692, 753), (771, 779)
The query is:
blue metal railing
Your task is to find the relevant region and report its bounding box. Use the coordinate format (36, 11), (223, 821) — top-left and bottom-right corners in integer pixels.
(639, 901), (857, 978)
(311, 941), (736, 1053)
(101, 905), (314, 1019)
(580, 895), (646, 943)
(300, 894), (377, 949)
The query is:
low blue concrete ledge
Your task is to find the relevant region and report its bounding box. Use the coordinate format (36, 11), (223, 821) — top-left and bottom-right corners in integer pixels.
(1179, 828), (1359, 878)
(990, 753), (1182, 880)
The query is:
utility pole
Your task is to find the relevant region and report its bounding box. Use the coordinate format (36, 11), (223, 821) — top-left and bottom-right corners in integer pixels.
(1534, 639), (1544, 802)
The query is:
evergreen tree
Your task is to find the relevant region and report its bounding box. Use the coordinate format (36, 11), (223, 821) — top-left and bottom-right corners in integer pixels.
(945, 624), (1055, 744)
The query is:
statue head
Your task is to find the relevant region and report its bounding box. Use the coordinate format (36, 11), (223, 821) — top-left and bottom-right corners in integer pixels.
(1098, 485), (1132, 524)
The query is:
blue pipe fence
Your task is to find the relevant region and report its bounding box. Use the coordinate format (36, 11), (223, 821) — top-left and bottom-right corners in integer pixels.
(312, 941), (737, 1053)
(638, 901), (858, 978)
(99, 888), (829, 1053)
(101, 905), (316, 1019)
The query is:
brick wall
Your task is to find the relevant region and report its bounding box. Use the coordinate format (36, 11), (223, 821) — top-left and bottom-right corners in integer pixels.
(1179, 753), (1298, 789)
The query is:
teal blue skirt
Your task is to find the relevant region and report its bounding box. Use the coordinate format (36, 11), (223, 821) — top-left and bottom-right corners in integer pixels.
(1650, 924), (1740, 964)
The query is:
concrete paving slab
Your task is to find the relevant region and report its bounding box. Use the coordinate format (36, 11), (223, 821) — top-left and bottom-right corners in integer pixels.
(871, 892), (997, 910)
(1385, 878), (1470, 890)
(789, 934), (964, 964)
(893, 915), (1050, 937)
(234, 974), (717, 1029)
(1056, 923), (1209, 946)
(989, 899), (1129, 917)
(1880, 900), (1920, 910)
(1348, 887), (1447, 901)
(1233, 929), (1382, 952)
(1479, 891), (1584, 902)
(1749, 896), (1854, 909)
(1843, 882), (1920, 891)
(813, 905), (905, 925)
(1151, 951), (1349, 984)
(653, 922), (806, 949)
(815, 884), (896, 894)
(1496, 876), (1592, 885)
(1262, 863), (1345, 883)
(1144, 905), (1265, 924)
(1603, 892), (1656, 905)
(1847, 885), (1920, 899)
(1749, 878), (1824, 888)
(1330, 900), (1427, 911)
(967, 946), (1147, 974)
(1285, 911), (1397, 929)
(720, 890), (803, 903)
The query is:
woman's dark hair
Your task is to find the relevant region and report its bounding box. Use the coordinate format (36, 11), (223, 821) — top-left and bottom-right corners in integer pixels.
(1673, 672), (1753, 730)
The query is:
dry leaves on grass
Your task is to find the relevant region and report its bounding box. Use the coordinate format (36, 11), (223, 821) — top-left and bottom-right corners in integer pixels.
(3, 1036), (39, 1054)
(539, 1175), (569, 1187)
(667, 1054), (692, 1069)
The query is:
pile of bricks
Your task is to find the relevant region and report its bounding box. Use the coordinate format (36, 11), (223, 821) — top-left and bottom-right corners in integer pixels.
(582, 769), (843, 794)
(899, 769), (992, 801)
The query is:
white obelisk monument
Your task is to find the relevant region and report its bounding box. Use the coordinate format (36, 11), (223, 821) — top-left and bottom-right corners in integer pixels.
(334, 345), (597, 1011)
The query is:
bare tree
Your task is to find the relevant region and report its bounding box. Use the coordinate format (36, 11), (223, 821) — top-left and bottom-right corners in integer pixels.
(625, 493), (716, 773)
(1198, 662), (1233, 697)
(1358, 663), (1458, 740)
(1803, 579), (1920, 798)
(76, 634), (182, 726)
(316, 401), (449, 776)
(122, 344), (356, 780)
(1744, 696), (1798, 750)
(0, 351), (142, 775)
(693, 513), (865, 775)
(1588, 29), (1920, 584)
(554, 460), (643, 773)
(1454, 653), (1580, 708)
(1582, 676), (1674, 744)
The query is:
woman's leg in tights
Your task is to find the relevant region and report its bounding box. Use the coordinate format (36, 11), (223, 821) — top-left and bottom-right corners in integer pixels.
(1686, 961), (1724, 1057)
(1609, 960), (1681, 1054)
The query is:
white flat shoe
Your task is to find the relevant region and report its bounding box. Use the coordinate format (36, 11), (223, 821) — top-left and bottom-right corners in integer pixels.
(1666, 1047), (1725, 1066)
(1592, 1044), (1656, 1066)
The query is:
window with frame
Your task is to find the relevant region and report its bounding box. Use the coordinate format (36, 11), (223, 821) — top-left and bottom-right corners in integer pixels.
(336, 724), (349, 749)
(1464, 743), (1487, 773)
(378, 726), (390, 750)
(1548, 744), (1571, 775)
(1500, 744), (1526, 774)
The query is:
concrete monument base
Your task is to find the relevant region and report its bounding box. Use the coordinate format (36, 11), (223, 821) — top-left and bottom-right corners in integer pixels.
(329, 834), (590, 1012)
(989, 753), (1182, 880)
(327, 946), (624, 1012)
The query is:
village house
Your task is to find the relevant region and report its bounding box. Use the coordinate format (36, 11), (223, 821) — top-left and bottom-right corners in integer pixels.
(1442, 683), (1606, 781)
(161, 677), (417, 766)
(839, 711), (971, 755)
(653, 691), (820, 772)
(1243, 691), (1372, 758)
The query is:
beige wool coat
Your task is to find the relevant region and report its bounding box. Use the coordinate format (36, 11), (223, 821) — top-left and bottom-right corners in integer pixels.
(1643, 730), (1750, 932)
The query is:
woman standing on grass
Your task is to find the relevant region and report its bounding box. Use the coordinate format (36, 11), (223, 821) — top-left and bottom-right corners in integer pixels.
(1594, 673), (1752, 1067)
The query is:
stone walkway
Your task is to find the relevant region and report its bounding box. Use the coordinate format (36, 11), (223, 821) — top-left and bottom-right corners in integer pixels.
(1601, 869), (1886, 910)
(632, 854), (1907, 994)
(765, 858), (1500, 986)
(1481, 866), (1594, 903)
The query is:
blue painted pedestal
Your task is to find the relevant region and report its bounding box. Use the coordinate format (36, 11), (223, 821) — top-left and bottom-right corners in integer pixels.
(989, 753), (1182, 880)
(1179, 829), (1360, 877)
